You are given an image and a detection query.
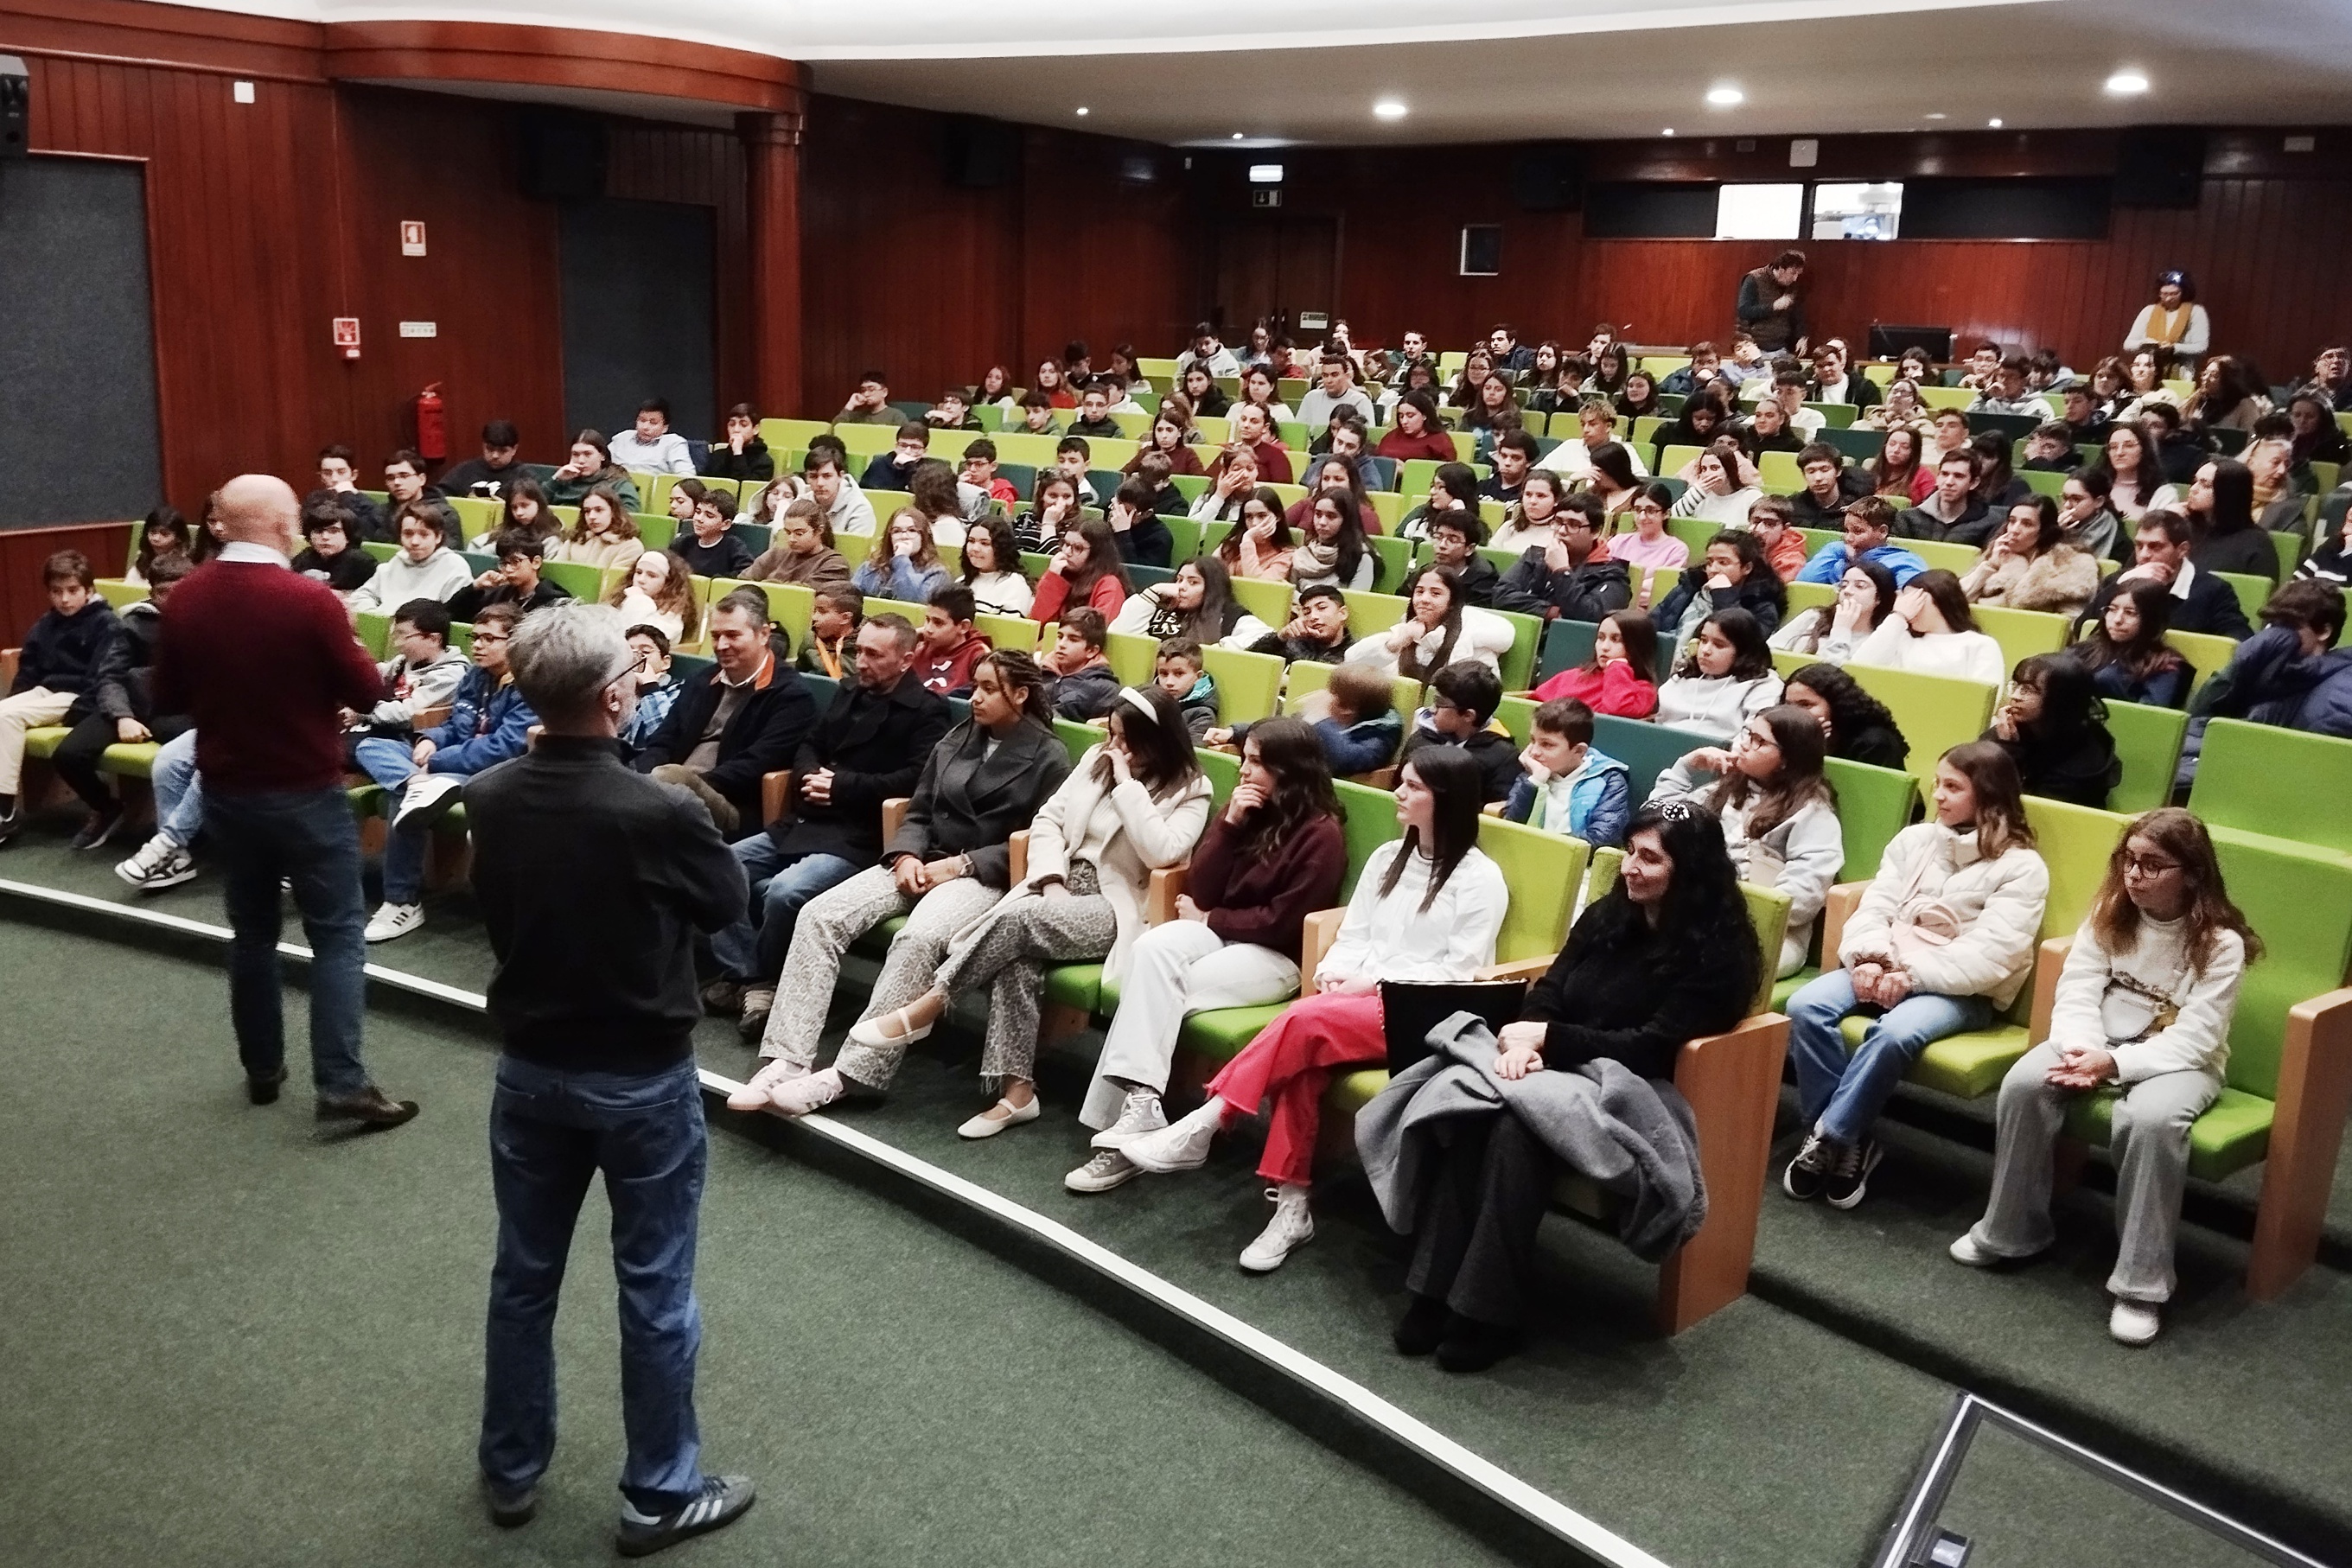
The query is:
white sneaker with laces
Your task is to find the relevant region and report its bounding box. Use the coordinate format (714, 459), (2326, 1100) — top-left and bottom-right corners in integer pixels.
(1948, 1232), (2001, 1267)
(116, 836), (197, 891)
(727, 1055), (806, 1111)
(1064, 1150), (1140, 1193)
(769, 1066), (845, 1118)
(1238, 1186), (1315, 1272)
(1091, 1086), (1168, 1150)
(364, 902), (424, 943)
(2109, 1299), (2162, 1347)
(1122, 1100), (1221, 1174)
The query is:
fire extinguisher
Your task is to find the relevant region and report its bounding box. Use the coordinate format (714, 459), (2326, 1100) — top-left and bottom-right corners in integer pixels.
(413, 382), (448, 462)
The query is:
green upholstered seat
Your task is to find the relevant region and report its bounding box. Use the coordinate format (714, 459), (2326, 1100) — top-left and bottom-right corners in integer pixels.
(22, 726), (67, 761)
(99, 742), (158, 780)
(1970, 605), (2068, 676)
(1840, 1013), (2034, 1100)
(1836, 663), (1998, 789)
(1043, 963), (1105, 1016)
(1200, 646), (1284, 725)
(1536, 617), (1597, 685)
(1821, 756), (1917, 884)
(1590, 715), (1722, 803)
(2189, 719), (2352, 857)
(2101, 698), (2189, 814)
(2063, 1086), (2274, 1183)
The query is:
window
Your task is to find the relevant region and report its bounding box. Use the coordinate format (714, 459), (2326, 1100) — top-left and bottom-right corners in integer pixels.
(1459, 225), (1501, 277)
(1813, 182), (1903, 239)
(1714, 182), (1804, 240)
(1247, 163), (1284, 184)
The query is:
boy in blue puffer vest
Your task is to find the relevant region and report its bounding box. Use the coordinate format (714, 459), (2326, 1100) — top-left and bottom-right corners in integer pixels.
(1501, 697), (1630, 848)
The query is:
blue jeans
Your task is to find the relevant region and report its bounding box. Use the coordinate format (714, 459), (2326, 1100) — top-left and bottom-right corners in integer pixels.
(350, 735), (419, 794)
(202, 787), (371, 1096)
(152, 729), (204, 846)
(1788, 968), (1997, 1145)
(481, 1055), (708, 1514)
(709, 838), (860, 983)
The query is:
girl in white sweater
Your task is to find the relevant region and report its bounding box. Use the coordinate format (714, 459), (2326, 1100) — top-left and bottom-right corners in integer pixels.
(1953, 808), (2254, 1346)
(1850, 569), (2008, 689)
(1344, 563), (1514, 680)
(849, 685), (1212, 1137)
(1648, 704), (1845, 977)
(1654, 607), (1784, 740)
(1785, 741), (2051, 1208)
(1120, 747), (1508, 1272)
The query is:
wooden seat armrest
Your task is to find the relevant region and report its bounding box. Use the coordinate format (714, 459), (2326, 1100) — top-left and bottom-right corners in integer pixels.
(1819, 881), (1869, 966)
(0, 648), (18, 689)
(2028, 935), (2072, 1043)
(882, 797), (909, 841)
(1009, 830), (1029, 885)
(1476, 955), (1554, 985)
(1144, 864), (1189, 925)
(1481, 800), (1506, 817)
(1655, 1010), (1791, 1334)
(2250, 987), (2352, 1299)
(1298, 908), (1346, 979)
(1352, 765), (1401, 788)
(412, 704), (453, 732)
(761, 768), (794, 827)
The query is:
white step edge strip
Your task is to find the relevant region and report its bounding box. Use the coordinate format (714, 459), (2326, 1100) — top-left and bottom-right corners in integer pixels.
(2, 875), (1667, 1568)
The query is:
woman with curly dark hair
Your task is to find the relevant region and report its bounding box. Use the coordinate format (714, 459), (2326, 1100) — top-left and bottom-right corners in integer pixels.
(1780, 661), (1911, 771)
(1371, 799), (1762, 1372)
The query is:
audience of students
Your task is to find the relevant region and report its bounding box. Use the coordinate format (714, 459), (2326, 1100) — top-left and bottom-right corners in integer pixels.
(1346, 564), (1514, 681)
(1242, 583), (1354, 666)
(701, 404), (774, 483)
(1042, 609), (1124, 720)
(606, 399), (696, 475)
(49, 552), (195, 850)
(851, 510), (952, 604)
(1985, 653), (2120, 807)
(914, 586), (993, 698)
(1773, 558), (1898, 666)
(1030, 519), (1132, 624)
(1216, 488), (1297, 582)
(449, 531), (576, 621)
(1398, 661), (1520, 803)
(291, 501), (378, 596)
(545, 487), (645, 574)
(543, 430), (642, 512)
(2082, 511), (2254, 641)
(670, 490), (755, 579)
(1496, 494), (1635, 623)
(1651, 527), (1788, 650)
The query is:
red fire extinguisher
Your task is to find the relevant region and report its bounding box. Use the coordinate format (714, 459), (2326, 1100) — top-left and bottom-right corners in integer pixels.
(413, 382), (448, 462)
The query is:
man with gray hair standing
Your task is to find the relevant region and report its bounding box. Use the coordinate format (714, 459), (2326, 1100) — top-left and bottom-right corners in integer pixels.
(462, 602), (756, 1554)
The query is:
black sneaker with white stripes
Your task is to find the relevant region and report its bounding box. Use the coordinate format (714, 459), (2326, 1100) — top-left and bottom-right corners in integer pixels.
(1824, 1138), (1884, 1210)
(616, 1474), (756, 1558)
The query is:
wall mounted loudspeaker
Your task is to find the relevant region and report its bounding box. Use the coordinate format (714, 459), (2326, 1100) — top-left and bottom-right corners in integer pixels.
(1509, 144), (1583, 212)
(2113, 127), (2205, 209)
(519, 109), (608, 201)
(0, 55), (28, 160)
(942, 118), (1021, 188)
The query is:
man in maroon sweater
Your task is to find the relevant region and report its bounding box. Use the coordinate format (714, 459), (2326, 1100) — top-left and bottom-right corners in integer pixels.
(154, 474), (417, 1125)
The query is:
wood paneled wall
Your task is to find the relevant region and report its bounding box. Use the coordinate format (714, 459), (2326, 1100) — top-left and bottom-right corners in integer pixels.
(0, 523), (135, 647)
(1247, 131), (2352, 379)
(798, 92), (1195, 417)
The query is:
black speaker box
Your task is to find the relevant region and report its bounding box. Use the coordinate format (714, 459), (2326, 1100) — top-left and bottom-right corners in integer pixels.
(1509, 144), (1583, 212)
(2114, 127), (2205, 208)
(942, 118), (1020, 188)
(519, 110), (608, 201)
(0, 55), (29, 161)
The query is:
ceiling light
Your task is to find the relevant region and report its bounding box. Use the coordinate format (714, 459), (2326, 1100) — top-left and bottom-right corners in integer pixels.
(1662, 128), (1676, 137)
(1988, 118), (2004, 128)
(1231, 131), (1246, 140)
(1705, 85), (1743, 107)
(1924, 112), (1947, 121)
(1074, 106), (1088, 117)
(1374, 100), (1408, 120)
(2105, 71), (2149, 94)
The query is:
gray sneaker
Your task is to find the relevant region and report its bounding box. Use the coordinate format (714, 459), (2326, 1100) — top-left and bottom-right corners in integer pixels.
(1090, 1086), (1168, 1150)
(1064, 1149), (1140, 1193)
(116, 836), (197, 891)
(616, 1475), (755, 1558)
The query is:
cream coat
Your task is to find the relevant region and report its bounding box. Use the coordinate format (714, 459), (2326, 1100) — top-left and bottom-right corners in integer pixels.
(1840, 821), (2050, 1008)
(949, 744), (1212, 986)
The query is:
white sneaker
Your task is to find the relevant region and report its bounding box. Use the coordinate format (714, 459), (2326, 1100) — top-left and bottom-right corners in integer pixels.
(364, 902), (424, 943)
(1123, 1100), (1221, 1174)
(1064, 1150), (1139, 1193)
(1238, 1186), (1315, 1272)
(727, 1055), (806, 1111)
(769, 1066), (845, 1118)
(2109, 1299), (2162, 1347)
(115, 836), (197, 892)
(1091, 1086), (1168, 1150)
(1948, 1232), (2001, 1267)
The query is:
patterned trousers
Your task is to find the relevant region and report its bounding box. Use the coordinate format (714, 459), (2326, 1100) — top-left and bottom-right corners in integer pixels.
(932, 872), (1117, 1086)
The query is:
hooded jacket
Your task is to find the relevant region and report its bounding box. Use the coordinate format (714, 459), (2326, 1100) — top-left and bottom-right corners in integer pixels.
(418, 666), (539, 776)
(1503, 746), (1631, 849)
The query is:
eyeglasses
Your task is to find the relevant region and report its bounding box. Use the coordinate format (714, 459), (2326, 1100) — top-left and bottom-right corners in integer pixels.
(2123, 854), (2181, 877)
(1733, 728), (1780, 752)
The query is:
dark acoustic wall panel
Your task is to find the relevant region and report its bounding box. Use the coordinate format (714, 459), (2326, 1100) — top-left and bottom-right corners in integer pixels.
(1902, 177), (2113, 239)
(0, 157), (162, 526)
(558, 196), (716, 443)
(1582, 182), (1720, 239)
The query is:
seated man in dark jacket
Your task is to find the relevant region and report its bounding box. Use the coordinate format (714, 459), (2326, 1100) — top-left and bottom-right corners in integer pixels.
(707, 611), (952, 1038)
(2083, 511), (2255, 641)
(1493, 498), (1634, 622)
(632, 587), (817, 839)
(51, 552), (197, 850)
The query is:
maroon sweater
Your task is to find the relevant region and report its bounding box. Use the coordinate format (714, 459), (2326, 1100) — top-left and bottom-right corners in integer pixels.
(154, 557), (386, 795)
(1189, 811), (1348, 961)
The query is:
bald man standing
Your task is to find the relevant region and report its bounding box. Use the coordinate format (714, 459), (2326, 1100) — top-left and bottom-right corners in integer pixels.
(154, 475), (418, 1125)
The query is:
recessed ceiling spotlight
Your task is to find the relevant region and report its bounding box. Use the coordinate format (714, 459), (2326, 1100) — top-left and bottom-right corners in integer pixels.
(1075, 106), (1089, 117)
(1662, 128), (1676, 137)
(2105, 70), (2150, 94)
(1374, 99), (1409, 120)
(1988, 117), (2004, 128)
(1924, 112), (1947, 121)
(1231, 131), (1246, 140)
(1705, 85), (1743, 107)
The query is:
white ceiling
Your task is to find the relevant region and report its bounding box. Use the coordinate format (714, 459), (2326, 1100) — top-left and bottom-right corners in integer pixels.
(169, 0), (2352, 144)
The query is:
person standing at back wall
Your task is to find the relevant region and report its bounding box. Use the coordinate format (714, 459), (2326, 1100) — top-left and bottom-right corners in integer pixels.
(151, 474), (418, 1126)
(1736, 247), (1808, 357)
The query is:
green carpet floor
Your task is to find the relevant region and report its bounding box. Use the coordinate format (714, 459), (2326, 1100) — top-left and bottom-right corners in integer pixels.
(0, 923), (1538, 1568)
(7, 810), (2348, 1563)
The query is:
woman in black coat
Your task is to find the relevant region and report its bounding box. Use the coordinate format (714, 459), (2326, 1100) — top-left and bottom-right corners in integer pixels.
(1986, 653), (2119, 808)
